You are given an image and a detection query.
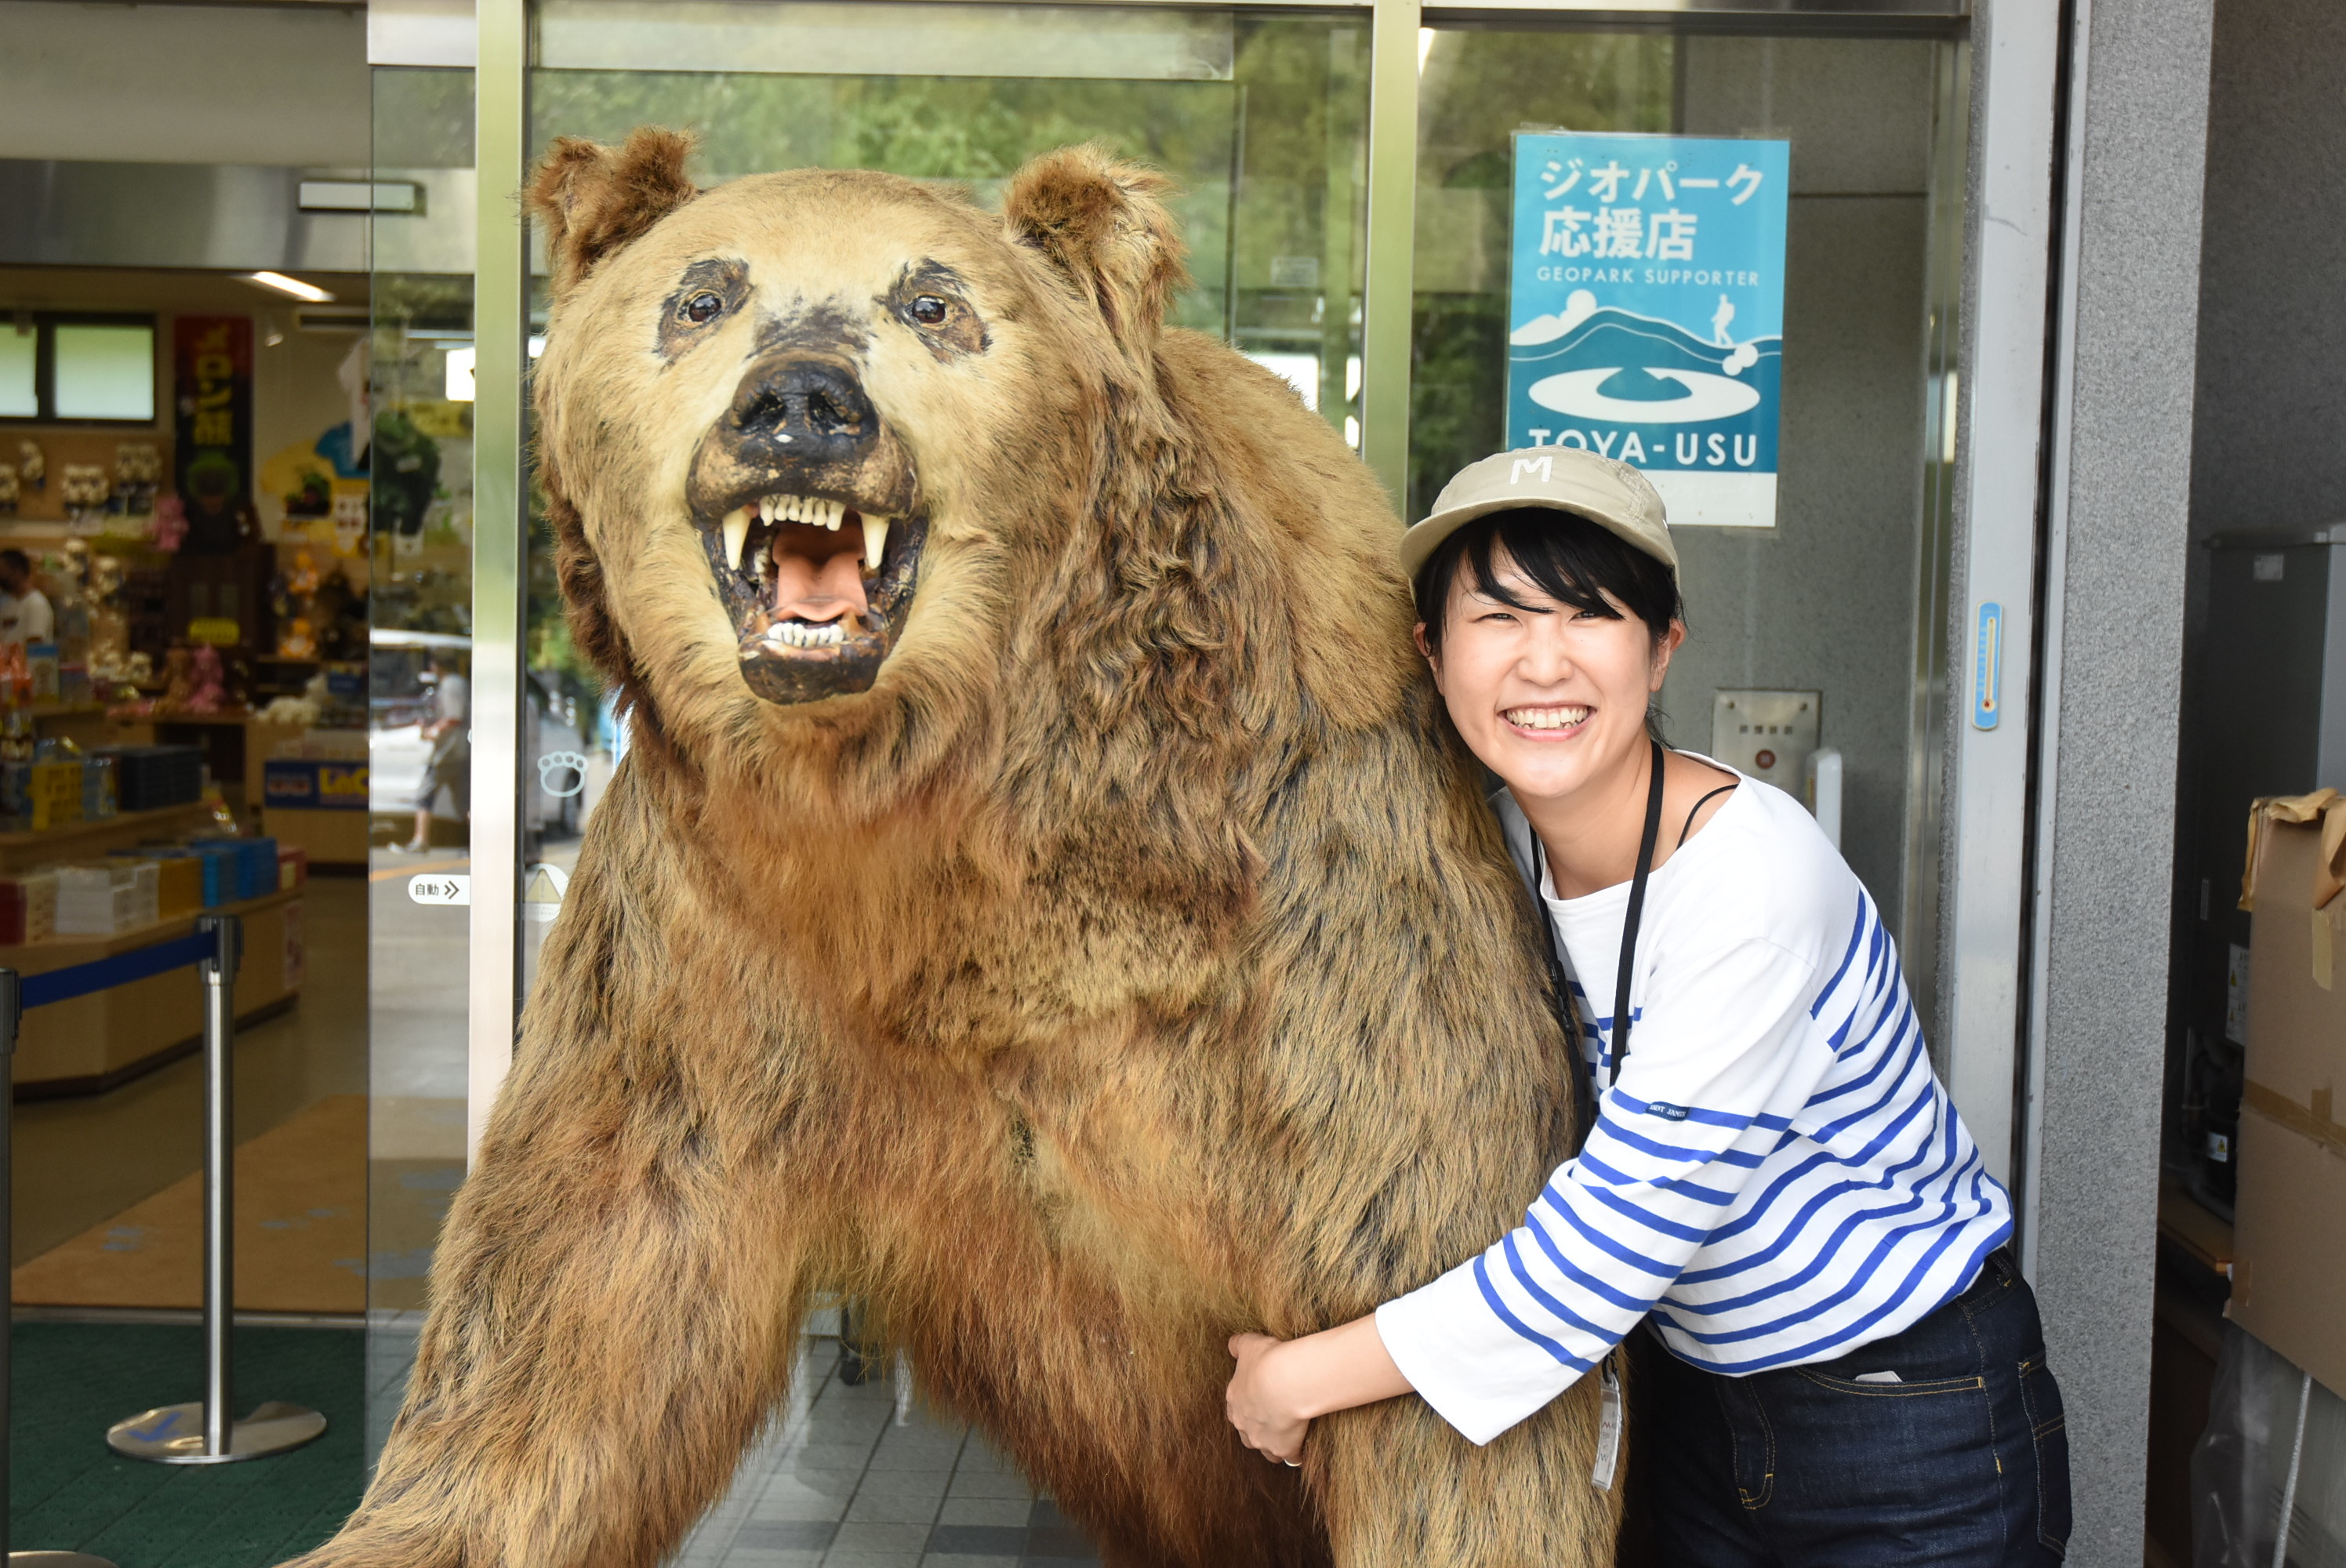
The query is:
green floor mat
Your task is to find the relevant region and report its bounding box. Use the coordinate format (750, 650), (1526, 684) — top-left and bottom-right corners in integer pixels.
(8, 1323), (364, 1568)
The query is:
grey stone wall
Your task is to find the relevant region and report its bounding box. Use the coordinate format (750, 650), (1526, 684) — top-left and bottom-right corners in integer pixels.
(2189, 0), (2346, 543)
(2035, 1), (2215, 1563)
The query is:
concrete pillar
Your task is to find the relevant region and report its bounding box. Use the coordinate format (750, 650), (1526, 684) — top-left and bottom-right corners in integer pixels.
(2031, 1), (2215, 1562)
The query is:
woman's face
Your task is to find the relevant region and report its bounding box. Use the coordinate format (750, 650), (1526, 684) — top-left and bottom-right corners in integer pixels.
(1417, 548), (1682, 807)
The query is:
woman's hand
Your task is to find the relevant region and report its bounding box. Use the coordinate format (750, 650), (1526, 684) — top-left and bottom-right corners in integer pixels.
(1226, 1332), (1311, 1465)
(1225, 1316), (1415, 1467)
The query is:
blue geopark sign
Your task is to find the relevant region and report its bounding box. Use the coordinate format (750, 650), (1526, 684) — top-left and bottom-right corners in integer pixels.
(1507, 131), (1792, 528)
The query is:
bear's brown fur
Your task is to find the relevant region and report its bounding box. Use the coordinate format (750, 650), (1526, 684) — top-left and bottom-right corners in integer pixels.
(293, 129), (1620, 1568)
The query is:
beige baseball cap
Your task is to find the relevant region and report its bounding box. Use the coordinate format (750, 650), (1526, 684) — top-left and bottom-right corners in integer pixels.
(1398, 446), (1677, 585)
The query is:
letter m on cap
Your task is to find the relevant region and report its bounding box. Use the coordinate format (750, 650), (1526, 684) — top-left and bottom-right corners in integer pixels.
(1511, 456), (1553, 485)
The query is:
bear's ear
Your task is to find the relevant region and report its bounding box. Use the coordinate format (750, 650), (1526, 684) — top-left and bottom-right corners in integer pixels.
(527, 127), (701, 303)
(1002, 145), (1188, 353)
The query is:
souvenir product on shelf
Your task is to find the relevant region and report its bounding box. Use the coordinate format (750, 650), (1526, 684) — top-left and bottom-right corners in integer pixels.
(185, 643), (227, 714)
(59, 463), (112, 528)
(111, 442), (162, 517)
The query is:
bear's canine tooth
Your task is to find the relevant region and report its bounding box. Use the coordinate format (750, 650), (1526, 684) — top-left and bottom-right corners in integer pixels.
(722, 506), (753, 572)
(861, 513), (889, 571)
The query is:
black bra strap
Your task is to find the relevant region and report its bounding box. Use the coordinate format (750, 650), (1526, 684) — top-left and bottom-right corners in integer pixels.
(1678, 783), (1737, 848)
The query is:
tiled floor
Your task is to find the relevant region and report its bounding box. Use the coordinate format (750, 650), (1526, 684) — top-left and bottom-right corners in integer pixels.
(670, 1337), (1102, 1568)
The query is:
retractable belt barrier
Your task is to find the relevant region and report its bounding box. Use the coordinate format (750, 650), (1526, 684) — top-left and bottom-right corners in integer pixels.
(16, 931), (218, 1010)
(0, 914), (328, 1563)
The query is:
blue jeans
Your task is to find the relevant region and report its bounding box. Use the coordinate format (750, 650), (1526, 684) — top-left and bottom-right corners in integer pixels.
(1623, 1250), (2072, 1565)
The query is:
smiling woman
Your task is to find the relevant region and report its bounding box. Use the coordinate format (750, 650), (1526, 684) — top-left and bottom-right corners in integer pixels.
(1224, 445), (2065, 1564)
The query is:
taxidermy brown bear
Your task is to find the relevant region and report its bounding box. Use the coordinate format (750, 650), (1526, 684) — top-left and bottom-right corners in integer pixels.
(293, 129), (1618, 1568)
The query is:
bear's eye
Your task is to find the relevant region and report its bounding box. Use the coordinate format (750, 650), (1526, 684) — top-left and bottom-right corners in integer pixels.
(910, 296), (950, 325)
(681, 292), (724, 325)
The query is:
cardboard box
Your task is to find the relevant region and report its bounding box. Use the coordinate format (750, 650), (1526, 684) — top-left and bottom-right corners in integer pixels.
(151, 855), (204, 919)
(53, 860), (160, 936)
(2229, 800), (2346, 1399)
(0, 870), (59, 945)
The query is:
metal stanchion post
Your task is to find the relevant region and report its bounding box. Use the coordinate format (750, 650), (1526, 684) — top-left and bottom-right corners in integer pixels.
(0, 969), (118, 1567)
(107, 918), (325, 1464)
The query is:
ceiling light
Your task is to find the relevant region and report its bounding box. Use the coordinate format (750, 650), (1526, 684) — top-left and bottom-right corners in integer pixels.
(242, 271), (336, 304)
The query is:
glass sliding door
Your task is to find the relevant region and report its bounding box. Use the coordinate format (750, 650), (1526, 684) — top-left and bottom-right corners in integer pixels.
(365, 61), (478, 1462)
(1409, 20), (1970, 1026)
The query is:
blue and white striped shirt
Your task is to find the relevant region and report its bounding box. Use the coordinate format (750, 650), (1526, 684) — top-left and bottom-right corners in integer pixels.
(1374, 766), (2014, 1445)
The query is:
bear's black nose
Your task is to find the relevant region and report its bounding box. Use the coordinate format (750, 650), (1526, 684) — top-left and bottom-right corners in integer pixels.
(722, 353), (876, 470)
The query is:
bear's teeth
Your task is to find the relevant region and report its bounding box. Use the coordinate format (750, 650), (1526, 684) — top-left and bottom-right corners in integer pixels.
(862, 513), (889, 571)
(757, 495), (775, 524)
(722, 506), (753, 572)
(764, 619), (847, 650)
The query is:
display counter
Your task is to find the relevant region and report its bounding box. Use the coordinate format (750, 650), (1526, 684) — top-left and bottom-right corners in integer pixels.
(5, 883), (304, 1096)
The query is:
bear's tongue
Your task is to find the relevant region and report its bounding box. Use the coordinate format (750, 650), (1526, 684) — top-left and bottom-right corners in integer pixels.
(768, 522), (870, 623)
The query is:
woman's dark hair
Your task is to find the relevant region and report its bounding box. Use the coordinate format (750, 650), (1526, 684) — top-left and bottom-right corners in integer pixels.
(1413, 507), (1683, 743)
(1414, 506), (1683, 650)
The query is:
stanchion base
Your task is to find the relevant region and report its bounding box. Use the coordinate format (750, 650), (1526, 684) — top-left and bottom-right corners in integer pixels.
(104, 1400), (326, 1465)
(10, 1553), (122, 1566)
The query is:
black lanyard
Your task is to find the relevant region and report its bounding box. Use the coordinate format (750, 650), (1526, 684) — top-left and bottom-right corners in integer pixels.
(1531, 738), (1668, 1144)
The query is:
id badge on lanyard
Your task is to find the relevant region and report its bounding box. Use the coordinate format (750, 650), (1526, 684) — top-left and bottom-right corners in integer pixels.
(1591, 1357), (1624, 1492)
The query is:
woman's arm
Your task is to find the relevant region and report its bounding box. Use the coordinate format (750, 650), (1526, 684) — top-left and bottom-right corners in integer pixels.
(1225, 941), (1811, 1459)
(1377, 935), (1837, 1446)
(1225, 1316), (1414, 1464)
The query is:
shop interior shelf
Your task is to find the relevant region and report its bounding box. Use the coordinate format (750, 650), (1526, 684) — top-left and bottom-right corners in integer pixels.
(0, 802), (219, 873)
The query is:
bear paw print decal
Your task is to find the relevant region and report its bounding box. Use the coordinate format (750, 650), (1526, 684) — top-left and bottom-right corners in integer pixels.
(538, 750), (589, 798)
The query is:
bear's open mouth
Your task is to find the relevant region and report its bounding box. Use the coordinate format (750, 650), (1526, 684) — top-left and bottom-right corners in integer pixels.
(691, 488), (929, 706)
(684, 346), (924, 706)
